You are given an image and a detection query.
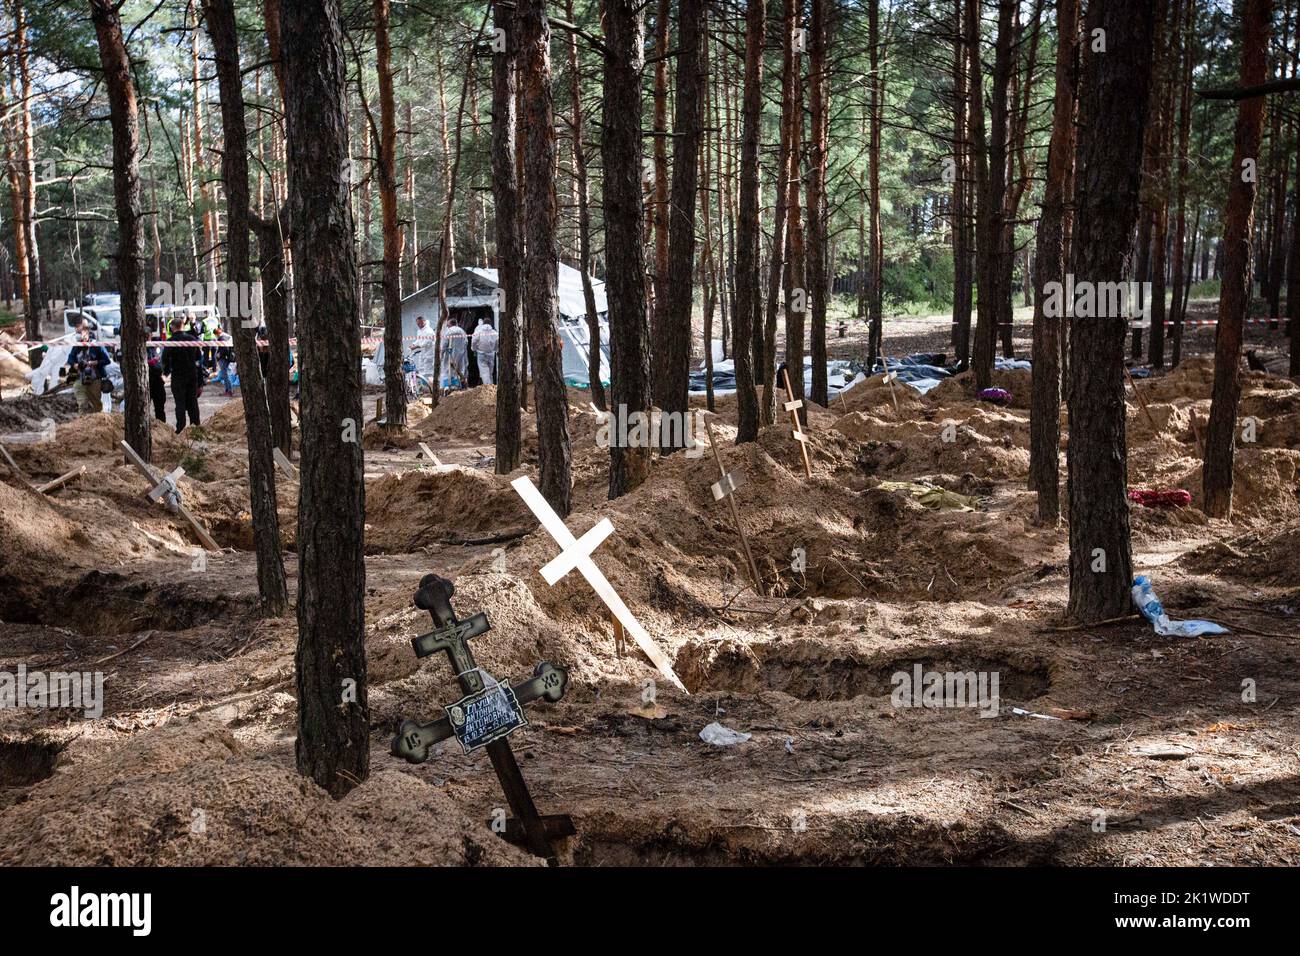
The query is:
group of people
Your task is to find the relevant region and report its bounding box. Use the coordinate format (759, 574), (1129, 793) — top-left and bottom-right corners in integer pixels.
(410, 315), (498, 391)
(64, 317), (256, 433)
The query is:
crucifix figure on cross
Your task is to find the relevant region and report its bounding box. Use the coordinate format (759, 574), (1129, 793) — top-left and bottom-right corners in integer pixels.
(391, 572), (574, 861)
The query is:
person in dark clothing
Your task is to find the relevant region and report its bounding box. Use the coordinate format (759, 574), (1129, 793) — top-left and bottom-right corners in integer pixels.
(67, 325), (112, 414)
(147, 345), (167, 422)
(162, 320), (204, 432)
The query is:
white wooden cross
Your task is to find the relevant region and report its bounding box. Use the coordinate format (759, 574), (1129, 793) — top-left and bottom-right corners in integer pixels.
(510, 475), (687, 693)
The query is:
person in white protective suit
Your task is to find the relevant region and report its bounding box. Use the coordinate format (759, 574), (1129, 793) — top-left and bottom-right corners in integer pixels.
(470, 318), (498, 386)
(441, 321), (469, 391)
(410, 315), (436, 381)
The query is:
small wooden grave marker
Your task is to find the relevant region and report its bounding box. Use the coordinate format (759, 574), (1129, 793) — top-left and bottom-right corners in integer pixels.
(36, 466), (86, 495)
(878, 350), (900, 412)
(703, 417), (763, 593)
(391, 573), (574, 862)
(781, 367), (814, 479)
(417, 442), (442, 466)
(119, 440), (220, 552)
(1124, 365), (1159, 434)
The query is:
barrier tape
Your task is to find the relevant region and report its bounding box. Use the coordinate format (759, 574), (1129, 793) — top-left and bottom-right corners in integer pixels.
(3, 335), (450, 348)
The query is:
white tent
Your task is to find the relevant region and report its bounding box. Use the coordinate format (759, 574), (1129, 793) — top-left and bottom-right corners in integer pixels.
(379, 263), (610, 387)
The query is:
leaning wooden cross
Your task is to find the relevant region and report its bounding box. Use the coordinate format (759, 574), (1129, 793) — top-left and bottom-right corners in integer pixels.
(119, 440), (220, 552)
(781, 367), (814, 479)
(510, 475), (689, 693)
(391, 573), (574, 862)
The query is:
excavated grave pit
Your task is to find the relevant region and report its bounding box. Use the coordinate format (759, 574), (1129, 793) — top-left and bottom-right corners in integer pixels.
(678, 637), (1051, 703)
(0, 568), (253, 637)
(0, 735), (61, 789)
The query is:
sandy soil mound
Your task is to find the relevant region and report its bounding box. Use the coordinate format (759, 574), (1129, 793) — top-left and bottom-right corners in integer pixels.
(365, 466), (534, 552)
(0, 392), (78, 434)
(0, 718), (536, 866)
(926, 367), (1032, 409)
(1181, 524), (1300, 593)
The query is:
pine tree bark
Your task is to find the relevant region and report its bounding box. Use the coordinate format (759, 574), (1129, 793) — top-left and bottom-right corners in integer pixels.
(374, 0), (407, 429)
(734, 0), (765, 443)
(1203, 0), (1271, 519)
(252, 208), (293, 456)
(1029, 0), (1078, 524)
(1066, 0), (1157, 623)
(518, 0), (571, 516)
(951, 0), (972, 369)
(765, 0), (797, 425)
(603, 0), (652, 497)
(659, 0), (707, 449)
(493, 1), (525, 473)
(807, 0), (830, 407)
(280, 0), (369, 798)
(564, 0), (606, 411)
(786, 1), (807, 416)
(203, 0), (289, 617)
(90, 0), (151, 467)
(866, 0), (883, 368)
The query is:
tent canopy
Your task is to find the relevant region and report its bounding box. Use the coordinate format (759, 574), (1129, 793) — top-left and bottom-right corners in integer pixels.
(381, 263), (610, 387)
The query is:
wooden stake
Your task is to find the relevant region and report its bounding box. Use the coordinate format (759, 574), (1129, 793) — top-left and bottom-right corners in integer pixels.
(1188, 407), (1205, 458)
(35, 466), (86, 495)
(703, 417), (763, 592)
(879, 350), (900, 412)
(119, 440), (221, 552)
(0, 442), (37, 492)
(612, 616), (626, 659)
(780, 367), (813, 478)
(1124, 365), (1159, 433)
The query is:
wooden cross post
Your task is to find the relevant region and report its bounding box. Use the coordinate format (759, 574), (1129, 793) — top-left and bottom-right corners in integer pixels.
(272, 447), (298, 480)
(119, 440), (220, 552)
(703, 417), (763, 593)
(0, 442), (38, 493)
(392, 573), (574, 863)
(878, 351), (900, 412)
(36, 466), (86, 495)
(1124, 365), (1160, 434)
(781, 367), (814, 479)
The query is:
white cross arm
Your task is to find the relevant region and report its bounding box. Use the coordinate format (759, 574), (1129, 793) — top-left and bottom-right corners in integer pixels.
(540, 517), (613, 585)
(510, 476), (688, 694)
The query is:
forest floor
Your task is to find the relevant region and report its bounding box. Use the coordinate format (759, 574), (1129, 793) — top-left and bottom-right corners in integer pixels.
(1, 303), (1298, 866)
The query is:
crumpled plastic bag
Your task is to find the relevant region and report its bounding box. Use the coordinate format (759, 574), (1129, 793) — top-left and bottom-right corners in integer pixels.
(1131, 575), (1228, 638)
(699, 722), (751, 747)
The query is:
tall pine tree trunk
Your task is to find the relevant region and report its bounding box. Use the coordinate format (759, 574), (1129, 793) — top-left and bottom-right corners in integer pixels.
(203, 0), (288, 617)
(603, 0), (652, 497)
(281, 0), (369, 798)
(1203, 0), (1271, 518)
(90, 0), (150, 467)
(660, 0), (706, 449)
(374, 0), (407, 429)
(1029, 0), (1078, 524)
(1066, 0), (1156, 623)
(734, 0), (765, 443)
(518, 0), (571, 516)
(807, 0), (830, 406)
(493, 1), (525, 473)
